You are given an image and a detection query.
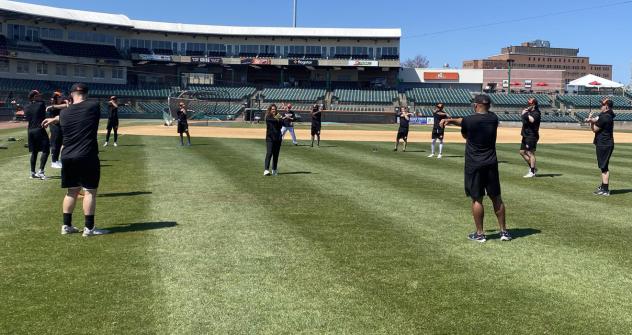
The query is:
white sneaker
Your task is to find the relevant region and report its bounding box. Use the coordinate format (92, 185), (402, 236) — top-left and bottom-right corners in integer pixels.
(437, 154), (443, 159)
(103, 142), (108, 147)
(523, 171), (536, 178)
(51, 161), (62, 169)
(272, 170), (278, 176)
(263, 170), (271, 176)
(82, 227), (110, 237)
(35, 171), (47, 180)
(61, 225), (80, 235)
(113, 142), (118, 147)
(427, 154), (435, 158)
(30, 172), (38, 179)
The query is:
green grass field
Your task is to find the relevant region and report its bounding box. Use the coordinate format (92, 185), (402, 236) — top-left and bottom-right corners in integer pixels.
(1, 124), (632, 334)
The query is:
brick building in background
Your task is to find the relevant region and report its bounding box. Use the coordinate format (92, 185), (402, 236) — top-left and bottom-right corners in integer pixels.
(463, 40), (612, 86)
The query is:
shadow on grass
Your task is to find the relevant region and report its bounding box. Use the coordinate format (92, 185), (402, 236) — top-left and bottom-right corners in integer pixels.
(610, 189), (632, 195)
(486, 228), (541, 240)
(105, 221), (177, 234)
(441, 155), (463, 158)
(100, 164), (112, 167)
(403, 150), (426, 153)
(100, 159), (120, 162)
(278, 171), (313, 175)
(536, 174), (563, 178)
(116, 144), (146, 147)
(98, 191), (152, 198)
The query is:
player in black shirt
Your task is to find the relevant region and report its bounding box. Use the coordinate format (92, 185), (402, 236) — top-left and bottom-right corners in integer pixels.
(42, 83), (109, 236)
(519, 98), (542, 178)
(428, 103), (449, 158)
(441, 94), (511, 243)
(264, 104), (284, 176)
(104, 96), (120, 147)
(310, 104), (322, 147)
(585, 98), (615, 196)
(47, 90), (68, 169)
(25, 90), (50, 180)
(177, 102), (191, 146)
(281, 104), (298, 146)
(394, 107), (413, 152)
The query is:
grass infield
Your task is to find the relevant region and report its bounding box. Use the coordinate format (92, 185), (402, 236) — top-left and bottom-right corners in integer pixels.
(1, 124), (632, 334)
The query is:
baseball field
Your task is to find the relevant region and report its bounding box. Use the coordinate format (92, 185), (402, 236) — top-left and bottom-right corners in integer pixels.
(1, 120), (632, 334)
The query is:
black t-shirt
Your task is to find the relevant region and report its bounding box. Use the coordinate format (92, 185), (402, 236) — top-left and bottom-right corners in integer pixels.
(433, 111), (448, 129)
(461, 112), (499, 169)
(108, 104), (119, 120)
(311, 110), (322, 124)
(594, 111), (615, 146)
(266, 116), (283, 142)
(521, 108), (541, 139)
(177, 109), (188, 124)
(399, 113), (410, 129)
(282, 110), (295, 128)
(25, 101), (46, 130)
(60, 100), (101, 159)
(49, 96), (68, 118)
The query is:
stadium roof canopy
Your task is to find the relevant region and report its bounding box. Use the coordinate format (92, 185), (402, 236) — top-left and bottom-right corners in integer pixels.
(568, 74), (624, 88)
(0, 1), (401, 39)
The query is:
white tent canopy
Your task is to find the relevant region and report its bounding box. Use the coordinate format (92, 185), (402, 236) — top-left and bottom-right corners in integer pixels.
(568, 74), (624, 88)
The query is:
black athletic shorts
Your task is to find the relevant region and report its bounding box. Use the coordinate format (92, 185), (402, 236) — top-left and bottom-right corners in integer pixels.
(431, 127), (444, 140)
(106, 118), (119, 130)
(27, 128), (50, 153)
(311, 122), (321, 136)
(397, 128), (409, 140)
(596, 145), (614, 171)
(61, 156), (101, 189)
(464, 163), (501, 199)
(520, 137), (538, 152)
(177, 122), (188, 134)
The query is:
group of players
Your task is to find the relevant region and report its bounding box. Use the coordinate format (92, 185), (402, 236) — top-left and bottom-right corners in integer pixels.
(22, 83), (617, 241)
(24, 89), (120, 180)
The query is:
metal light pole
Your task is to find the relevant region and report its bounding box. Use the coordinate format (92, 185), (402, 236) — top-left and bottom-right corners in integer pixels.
(292, 0), (297, 27)
(507, 59), (515, 94)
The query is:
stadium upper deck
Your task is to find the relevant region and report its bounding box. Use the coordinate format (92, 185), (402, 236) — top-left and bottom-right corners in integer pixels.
(0, 1), (401, 87)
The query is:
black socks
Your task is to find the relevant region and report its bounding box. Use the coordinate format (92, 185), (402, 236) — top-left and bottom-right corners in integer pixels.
(63, 213), (72, 226)
(85, 215), (95, 230)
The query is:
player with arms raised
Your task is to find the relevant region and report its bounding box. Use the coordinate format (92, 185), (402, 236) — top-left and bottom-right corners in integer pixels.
(428, 103), (449, 158)
(394, 107), (413, 152)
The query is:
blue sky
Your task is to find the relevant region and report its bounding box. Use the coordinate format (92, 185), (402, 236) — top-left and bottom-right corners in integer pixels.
(23, 0), (632, 83)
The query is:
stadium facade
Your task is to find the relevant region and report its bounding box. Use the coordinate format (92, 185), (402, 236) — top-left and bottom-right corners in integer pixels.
(0, 0), (400, 88)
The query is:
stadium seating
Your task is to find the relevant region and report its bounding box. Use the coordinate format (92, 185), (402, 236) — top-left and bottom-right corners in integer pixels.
(557, 95), (632, 109)
(138, 102), (169, 114)
(260, 103), (313, 112)
(330, 105), (387, 112)
(488, 93), (552, 107)
(40, 39), (122, 59)
(406, 88), (472, 106)
(187, 102), (243, 119)
(575, 111), (632, 121)
(261, 88), (325, 102)
(186, 86), (256, 101)
(415, 107), (473, 117)
(100, 103), (141, 115)
(333, 89), (398, 104)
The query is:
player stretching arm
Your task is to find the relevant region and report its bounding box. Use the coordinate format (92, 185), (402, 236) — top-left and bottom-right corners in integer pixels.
(584, 98), (615, 196)
(429, 103), (449, 158)
(394, 107), (412, 152)
(440, 95), (511, 243)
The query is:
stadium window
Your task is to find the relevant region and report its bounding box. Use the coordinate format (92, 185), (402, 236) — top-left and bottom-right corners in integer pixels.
(112, 67), (125, 80)
(36, 63), (48, 75)
(55, 64), (67, 76)
(74, 65), (87, 78)
(17, 61), (30, 74)
(0, 59), (8, 72)
(93, 67), (105, 79)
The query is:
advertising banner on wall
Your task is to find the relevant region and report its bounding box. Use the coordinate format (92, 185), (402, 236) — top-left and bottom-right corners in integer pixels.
(241, 58), (272, 65)
(289, 59), (319, 66)
(191, 57), (223, 64)
(348, 60), (378, 67)
(423, 72), (460, 81)
(136, 54), (172, 62)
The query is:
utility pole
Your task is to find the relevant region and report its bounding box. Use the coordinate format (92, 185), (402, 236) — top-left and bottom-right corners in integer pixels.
(293, 0), (297, 27)
(507, 59), (515, 94)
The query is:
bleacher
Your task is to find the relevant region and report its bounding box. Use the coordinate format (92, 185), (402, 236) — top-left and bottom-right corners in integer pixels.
(260, 88), (325, 102)
(187, 102), (243, 120)
(557, 95), (632, 109)
(406, 88), (472, 106)
(40, 39), (122, 59)
(575, 111), (632, 121)
(138, 102), (169, 114)
(186, 86), (256, 101)
(330, 105), (388, 112)
(260, 103), (313, 112)
(488, 93), (552, 107)
(99, 103), (141, 115)
(415, 107), (473, 117)
(333, 89), (398, 104)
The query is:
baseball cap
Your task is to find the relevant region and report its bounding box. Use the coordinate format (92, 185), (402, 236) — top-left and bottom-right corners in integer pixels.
(109, 96), (117, 101)
(70, 83), (89, 93)
(472, 94), (491, 105)
(287, 103), (293, 109)
(28, 90), (41, 100)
